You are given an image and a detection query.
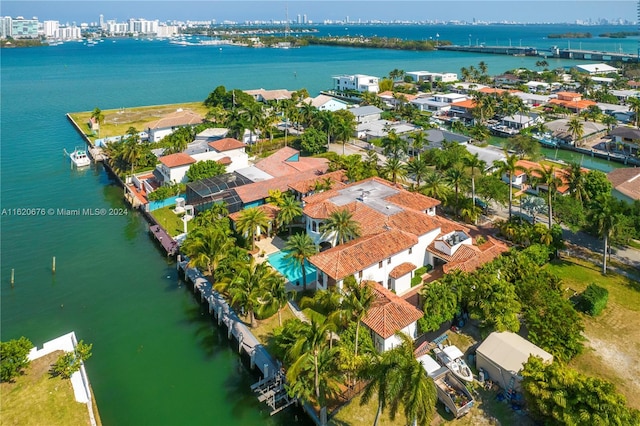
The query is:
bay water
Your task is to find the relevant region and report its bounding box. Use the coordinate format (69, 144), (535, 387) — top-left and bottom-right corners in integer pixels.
(0, 23), (634, 425)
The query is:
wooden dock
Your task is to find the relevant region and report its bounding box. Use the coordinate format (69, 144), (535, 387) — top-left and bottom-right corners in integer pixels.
(149, 225), (178, 256)
(177, 261), (295, 415)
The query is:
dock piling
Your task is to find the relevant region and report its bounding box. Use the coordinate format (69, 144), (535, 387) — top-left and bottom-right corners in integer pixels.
(52, 256), (56, 274)
(11, 268), (15, 287)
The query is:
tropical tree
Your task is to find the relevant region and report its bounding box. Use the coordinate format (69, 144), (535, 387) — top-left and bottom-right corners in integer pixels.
(360, 333), (437, 426)
(420, 170), (451, 202)
(532, 164), (562, 228)
(228, 259), (279, 327)
(587, 194), (621, 274)
(235, 207), (269, 251)
(287, 317), (335, 405)
(564, 162), (588, 206)
(567, 116), (584, 146)
(318, 110), (338, 149)
(0, 337), (33, 382)
(418, 281), (459, 333)
(320, 209), (361, 246)
(51, 340), (93, 379)
(463, 153), (486, 212)
(257, 269), (291, 326)
(381, 130), (408, 159)
(628, 96), (640, 128)
(91, 107), (104, 125)
(445, 165), (469, 217)
(520, 195), (547, 225)
(341, 279), (375, 357)
(405, 156), (429, 188)
(278, 195), (303, 235)
(410, 130), (427, 160)
(284, 233), (318, 291)
(497, 152), (525, 219)
(381, 156), (407, 184)
(181, 225), (234, 278)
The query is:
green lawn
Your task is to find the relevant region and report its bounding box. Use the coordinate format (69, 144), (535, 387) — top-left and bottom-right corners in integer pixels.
(251, 305), (296, 353)
(68, 102), (209, 143)
(545, 257), (640, 409)
(0, 351), (101, 426)
(150, 205), (197, 237)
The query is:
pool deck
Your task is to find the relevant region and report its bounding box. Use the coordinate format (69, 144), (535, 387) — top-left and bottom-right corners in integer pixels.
(254, 236), (286, 263)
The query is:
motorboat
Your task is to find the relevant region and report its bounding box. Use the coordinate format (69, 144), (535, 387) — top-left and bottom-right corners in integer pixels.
(433, 345), (474, 382)
(418, 354), (474, 418)
(66, 147), (91, 167)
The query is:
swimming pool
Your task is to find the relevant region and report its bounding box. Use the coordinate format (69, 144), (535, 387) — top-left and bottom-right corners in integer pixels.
(267, 250), (318, 286)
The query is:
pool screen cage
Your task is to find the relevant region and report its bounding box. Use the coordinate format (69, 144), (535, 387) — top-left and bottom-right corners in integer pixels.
(186, 172), (254, 214)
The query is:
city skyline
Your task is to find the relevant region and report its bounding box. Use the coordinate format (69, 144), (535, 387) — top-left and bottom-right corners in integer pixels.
(2, 1), (637, 25)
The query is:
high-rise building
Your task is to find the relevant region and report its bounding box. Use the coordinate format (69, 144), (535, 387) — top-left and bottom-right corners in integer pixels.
(99, 14), (104, 29)
(43, 20), (59, 38)
(11, 16), (39, 38)
(0, 16), (12, 38)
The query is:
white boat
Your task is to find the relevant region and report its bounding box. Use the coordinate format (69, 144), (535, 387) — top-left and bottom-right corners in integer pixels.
(66, 148), (91, 167)
(433, 345), (474, 382)
(418, 354), (474, 418)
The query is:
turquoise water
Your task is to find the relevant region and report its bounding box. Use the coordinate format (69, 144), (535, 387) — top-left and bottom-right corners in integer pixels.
(268, 251), (318, 286)
(0, 23), (635, 425)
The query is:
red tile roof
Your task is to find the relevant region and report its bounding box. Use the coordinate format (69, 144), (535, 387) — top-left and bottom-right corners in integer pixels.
(217, 156), (232, 165)
(234, 169), (325, 204)
(607, 168), (640, 201)
(158, 152), (196, 168)
(309, 230), (418, 281)
(451, 99), (476, 109)
(228, 204), (280, 222)
(208, 138), (246, 152)
(362, 282), (424, 339)
(254, 147), (329, 177)
(288, 170), (349, 195)
(389, 262), (417, 279)
(548, 98), (596, 111)
(440, 237), (509, 274)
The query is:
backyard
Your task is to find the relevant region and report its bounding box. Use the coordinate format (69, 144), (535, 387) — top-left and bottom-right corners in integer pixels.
(150, 205), (196, 237)
(0, 351), (101, 426)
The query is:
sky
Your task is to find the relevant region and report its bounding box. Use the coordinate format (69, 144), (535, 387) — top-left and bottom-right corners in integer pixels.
(1, 1), (637, 24)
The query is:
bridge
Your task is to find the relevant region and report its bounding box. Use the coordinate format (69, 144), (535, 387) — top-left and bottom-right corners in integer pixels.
(546, 47), (638, 62)
(436, 45), (537, 56)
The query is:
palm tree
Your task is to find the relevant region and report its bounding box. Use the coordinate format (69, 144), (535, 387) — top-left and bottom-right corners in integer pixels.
(257, 272), (291, 326)
(320, 209), (361, 246)
(520, 195), (547, 225)
(341, 280), (375, 357)
(318, 110), (338, 150)
(533, 164), (562, 228)
(588, 195), (621, 274)
(405, 157), (429, 188)
(445, 165), (469, 217)
(284, 233), (318, 291)
(360, 333), (437, 426)
(181, 225), (234, 278)
(382, 130), (408, 159)
(288, 317), (334, 403)
(564, 162), (588, 205)
(278, 195), (303, 235)
(235, 207), (269, 251)
(497, 152), (525, 219)
(451, 119), (466, 134)
(567, 117), (584, 146)
(628, 96), (640, 128)
(420, 170), (451, 202)
(227, 258), (279, 327)
(410, 130), (427, 160)
(382, 156), (407, 185)
(463, 153), (486, 213)
(91, 107), (104, 125)
(601, 114), (617, 131)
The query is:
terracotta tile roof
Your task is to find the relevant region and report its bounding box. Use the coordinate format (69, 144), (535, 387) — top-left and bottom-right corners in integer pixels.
(377, 91), (418, 102)
(556, 91), (581, 98)
(288, 170), (349, 195)
(548, 98), (596, 111)
(208, 138), (246, 152)
(234, 169), (324, 204)
(158, 152), (196, 168)
(427, 241), (478, 263)
(607, 168), (640, 201)
(361, 282), (424, 339)
(245, 88), (294, 101)
(385, 191), (441, 211)
(144, 109), (204, 130)
(228, 203), (280, 222)
(309, 230), (418, 281)
(441, 237), (509, 274)
(451, 99), (476, 109)
(478, 87), (509, 94)
(217, 156), (232, 165)
(254, 147), (329, 177)
(516, 160), (576, 194)
(389, 262), (417, 279)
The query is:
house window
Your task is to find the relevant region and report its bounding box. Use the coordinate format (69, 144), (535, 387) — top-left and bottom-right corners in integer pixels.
(312, 221), (317, 232)
(387, 278), (392, 289)
(379, 261), (383, 268)
(387, 258), (391, 265)
(409, 247), (413, 255)
(358, 271), (363, 279)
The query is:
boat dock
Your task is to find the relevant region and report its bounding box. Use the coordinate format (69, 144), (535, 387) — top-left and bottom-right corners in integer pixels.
(177, 260), (295, 416)
(149, 225), (179, 256)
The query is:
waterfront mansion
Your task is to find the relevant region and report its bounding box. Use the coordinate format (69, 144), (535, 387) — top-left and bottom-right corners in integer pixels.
(304, 177), (507, 295)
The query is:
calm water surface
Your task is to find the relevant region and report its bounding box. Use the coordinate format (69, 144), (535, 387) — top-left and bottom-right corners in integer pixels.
(0, 24), (634, 425)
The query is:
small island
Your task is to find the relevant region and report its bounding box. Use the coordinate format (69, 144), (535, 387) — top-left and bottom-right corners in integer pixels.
(598, 31), (640, 38)
(547, 32), (592, 39)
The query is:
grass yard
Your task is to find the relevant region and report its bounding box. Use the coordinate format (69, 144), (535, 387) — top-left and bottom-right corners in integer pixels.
(330, 390), (409, 426)
(251, 304), (296, 352)
(0, 351), (101, 426)
(150, 205), (196, 237)
(545, 256), (640, 409)
(68, 102), (209, 143)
